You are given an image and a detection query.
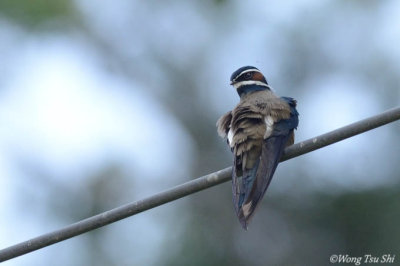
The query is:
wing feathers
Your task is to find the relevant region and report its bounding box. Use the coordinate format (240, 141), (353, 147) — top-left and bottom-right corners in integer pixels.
(216, 111), (232, 138)
(235, 134), (291, 229)
(216, 90), (299, 229)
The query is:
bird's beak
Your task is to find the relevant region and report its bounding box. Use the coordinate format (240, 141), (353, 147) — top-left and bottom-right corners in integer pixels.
(230, 81), (235, 86)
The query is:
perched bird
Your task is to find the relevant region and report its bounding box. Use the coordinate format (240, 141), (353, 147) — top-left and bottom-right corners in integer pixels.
(216, 66), (299, 229)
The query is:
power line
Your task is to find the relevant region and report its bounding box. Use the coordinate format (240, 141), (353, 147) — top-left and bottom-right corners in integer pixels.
(1, 106), (400, 262)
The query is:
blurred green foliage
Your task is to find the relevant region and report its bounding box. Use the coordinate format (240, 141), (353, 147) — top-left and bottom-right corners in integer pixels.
(0, 0), (75, 29)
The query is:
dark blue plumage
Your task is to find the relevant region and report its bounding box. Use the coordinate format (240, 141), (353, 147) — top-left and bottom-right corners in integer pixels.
(274, 97), (299, 135)
(236, 84), (268, 97)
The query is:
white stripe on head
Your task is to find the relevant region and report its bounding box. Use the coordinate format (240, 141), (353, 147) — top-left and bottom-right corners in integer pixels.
(238, 69), (262, 76)
(232, 69), (262, 82)
(233, 80), (270, 90)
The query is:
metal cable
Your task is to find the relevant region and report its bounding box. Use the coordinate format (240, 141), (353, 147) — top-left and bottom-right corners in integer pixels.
(1, 106), (399, 262)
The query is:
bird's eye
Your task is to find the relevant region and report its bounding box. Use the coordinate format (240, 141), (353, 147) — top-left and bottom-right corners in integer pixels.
(244, 72), (252, 79)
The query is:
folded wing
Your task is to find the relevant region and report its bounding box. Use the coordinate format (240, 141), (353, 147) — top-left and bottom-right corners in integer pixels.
(233, 97), (299, 229)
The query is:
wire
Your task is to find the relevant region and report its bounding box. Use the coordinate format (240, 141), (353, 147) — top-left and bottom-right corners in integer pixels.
(1, 106), (399, 262)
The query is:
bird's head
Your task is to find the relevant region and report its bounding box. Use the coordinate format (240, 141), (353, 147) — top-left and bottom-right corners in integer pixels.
(230, 66), (270, 97)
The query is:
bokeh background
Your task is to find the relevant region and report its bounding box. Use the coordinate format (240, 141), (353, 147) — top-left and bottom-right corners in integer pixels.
(1, 0), (399, 265)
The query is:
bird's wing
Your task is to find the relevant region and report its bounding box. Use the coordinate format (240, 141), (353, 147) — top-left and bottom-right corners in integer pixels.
(233, 97), (299, 229)
(216, 111), (232, 138)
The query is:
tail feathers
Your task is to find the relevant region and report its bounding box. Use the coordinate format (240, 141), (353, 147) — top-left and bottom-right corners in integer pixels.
(232, 159), (259, 224)
(233, 134), (290, 229)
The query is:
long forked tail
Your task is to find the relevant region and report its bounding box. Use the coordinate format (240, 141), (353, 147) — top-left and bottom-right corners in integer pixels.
(233, 134), (291, 229)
